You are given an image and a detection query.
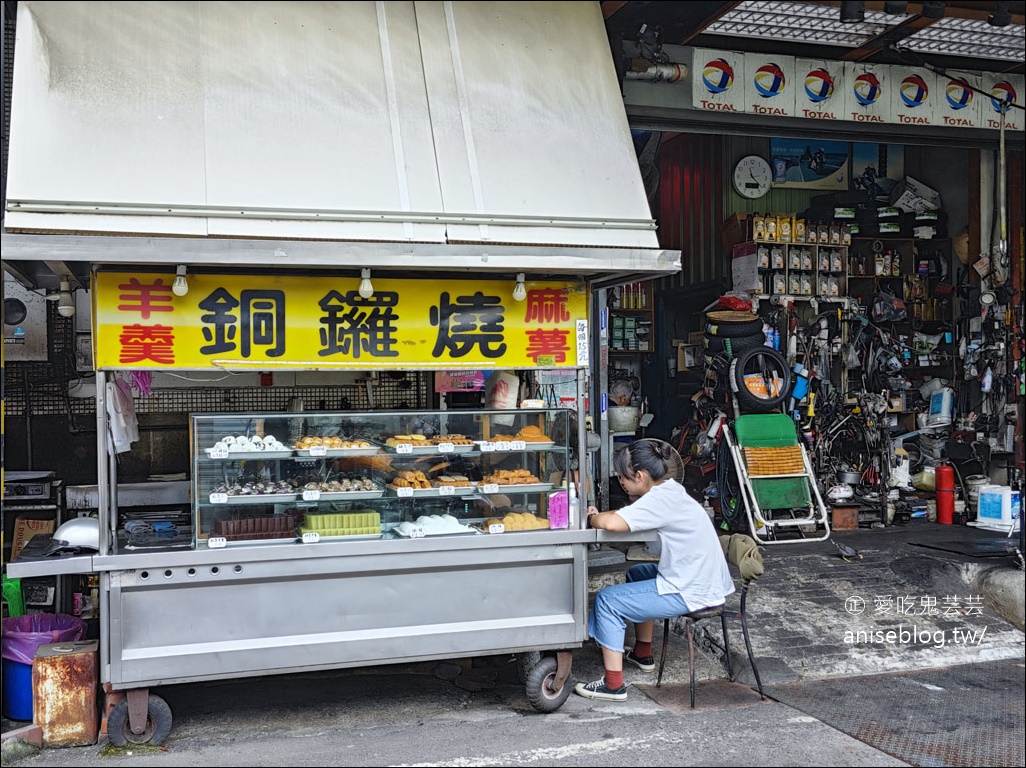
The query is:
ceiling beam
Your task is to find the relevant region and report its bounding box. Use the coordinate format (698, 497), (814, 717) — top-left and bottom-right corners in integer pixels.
(841, 13), (940, 61)
(44, 260), (84, 290)
(676, 1), (744, 45)
(818, 1), (1025, 25)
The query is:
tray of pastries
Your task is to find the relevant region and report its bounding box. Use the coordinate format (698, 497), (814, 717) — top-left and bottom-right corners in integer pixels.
(294, 436), (382, 457)
(479, 469), (552, 492)
(483, 512), (550, 532)
(387, 469), (438, 495)
(299, 477), (385, 501)
(481, 425), (554, 449)
(430, 475), (477, 495)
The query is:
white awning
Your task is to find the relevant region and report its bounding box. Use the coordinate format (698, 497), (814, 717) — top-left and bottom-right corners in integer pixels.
(4, 1), (678, 285)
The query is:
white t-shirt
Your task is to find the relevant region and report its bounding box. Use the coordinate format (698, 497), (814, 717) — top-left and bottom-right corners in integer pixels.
(617, 479), (735, 610)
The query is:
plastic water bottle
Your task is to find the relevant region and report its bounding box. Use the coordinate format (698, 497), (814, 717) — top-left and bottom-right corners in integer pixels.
(568, 482), (580, 524)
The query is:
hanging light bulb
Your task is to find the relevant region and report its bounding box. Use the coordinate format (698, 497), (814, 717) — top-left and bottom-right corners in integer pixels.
(56, 280), (75, 318)
(512, 273), (527, 302)
(172, 264), (190, 297)
(45, 278), (76, 318)
(358, 268), (374, 299)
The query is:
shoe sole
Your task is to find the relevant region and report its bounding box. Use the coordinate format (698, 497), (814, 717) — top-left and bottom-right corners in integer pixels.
(574, 683), (628, 701)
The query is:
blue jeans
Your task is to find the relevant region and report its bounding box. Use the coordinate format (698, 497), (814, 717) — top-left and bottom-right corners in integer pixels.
(588, 563), (690, 653)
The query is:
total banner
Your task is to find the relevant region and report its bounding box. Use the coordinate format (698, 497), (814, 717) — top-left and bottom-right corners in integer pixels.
(92, 273), (589, 371)
(690, 48), (1022, 132)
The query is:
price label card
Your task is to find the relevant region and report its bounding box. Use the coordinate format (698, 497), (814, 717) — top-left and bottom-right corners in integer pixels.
(482, 484), (500, 494)
(209, 493), (228, 504)
(495, 441), (511, 451)
(410, 527), (426, 538)
(396, 443), (413, 454)
(301, 531), (320, 544)
(209, 447), (229, 459)
(488, 524), (506, 534)
(510, 440), (527, 451)
(302, 489), (321, 501)
(208, 536), (227, 549)
(396, 486), (414, 498)
(308, 446), (327, 457)
(438, 485), (456, 496)
(437, 442), (455, 453)
(479, 442), (495, 452)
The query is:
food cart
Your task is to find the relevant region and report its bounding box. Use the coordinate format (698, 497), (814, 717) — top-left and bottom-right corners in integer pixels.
(8, 268), (648, 744)
(2, 1), (680, 744)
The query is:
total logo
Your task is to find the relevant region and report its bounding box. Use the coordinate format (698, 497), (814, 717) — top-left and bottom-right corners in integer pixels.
(945, 79), (973, 110)
(989, 81), (1017, 113)
(753, 63), (786, 98)
(804, 68), (835, 103)
(899, 74), (930, 108)
(853, 72), (882, 106)
(701, 58), (734, 94)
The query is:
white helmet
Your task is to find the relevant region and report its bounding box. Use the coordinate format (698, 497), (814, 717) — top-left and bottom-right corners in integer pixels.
(827, 484), (854, 503)
(44, 517), (100, 556)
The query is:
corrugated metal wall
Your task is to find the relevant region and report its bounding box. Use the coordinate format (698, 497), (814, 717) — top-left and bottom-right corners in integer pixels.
(656, 132), (726, 289)
(655, 133), (823, 290)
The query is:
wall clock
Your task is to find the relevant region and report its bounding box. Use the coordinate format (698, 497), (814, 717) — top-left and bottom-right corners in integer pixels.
(732, 155), (773, 199)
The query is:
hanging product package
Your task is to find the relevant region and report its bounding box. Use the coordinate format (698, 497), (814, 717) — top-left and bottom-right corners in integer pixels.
(871, 290), (907, 322)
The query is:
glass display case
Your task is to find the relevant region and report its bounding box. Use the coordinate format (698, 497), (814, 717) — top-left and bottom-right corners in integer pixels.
(190, 408), (574, 548)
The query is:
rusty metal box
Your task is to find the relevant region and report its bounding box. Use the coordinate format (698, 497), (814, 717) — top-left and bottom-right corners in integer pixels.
(32, 640), (99, 747)
(831, 505), (859, 531)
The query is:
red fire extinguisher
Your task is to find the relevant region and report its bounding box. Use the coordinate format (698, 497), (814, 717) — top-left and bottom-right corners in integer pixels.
(935, 462), (955, 525)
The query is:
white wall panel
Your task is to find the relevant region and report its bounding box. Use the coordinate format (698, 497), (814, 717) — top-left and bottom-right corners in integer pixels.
(980, 73), (1025, 132)
(743, 53), (795, 119)
(892, 67), (939, 128)
(794, 59), (845, 124)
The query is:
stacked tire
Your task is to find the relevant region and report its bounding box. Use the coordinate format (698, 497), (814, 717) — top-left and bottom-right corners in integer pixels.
(704, 310), (791, 413)
(703, 311), (766, 370)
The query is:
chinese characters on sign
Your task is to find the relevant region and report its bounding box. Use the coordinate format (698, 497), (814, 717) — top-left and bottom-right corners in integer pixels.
(95, 273), (587, 370)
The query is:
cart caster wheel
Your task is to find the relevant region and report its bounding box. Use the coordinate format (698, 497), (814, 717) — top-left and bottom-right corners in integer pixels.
(516, 651), (542, 684)
(107, 694), (173, 747)
(525, 656), (571, 713)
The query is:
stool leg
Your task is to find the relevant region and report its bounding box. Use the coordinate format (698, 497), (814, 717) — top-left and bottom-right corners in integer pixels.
(656, 618), (670, 688)
(720, 613), (734, 681)
(687, 618), (696, 709)
(740, 590), (766, 700)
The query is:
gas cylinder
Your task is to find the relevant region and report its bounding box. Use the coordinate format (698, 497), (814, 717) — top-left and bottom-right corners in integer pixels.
(935, 462), (955, 525)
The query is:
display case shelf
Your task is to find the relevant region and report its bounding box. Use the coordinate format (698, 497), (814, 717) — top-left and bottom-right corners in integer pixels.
(186, 409), (576, 550)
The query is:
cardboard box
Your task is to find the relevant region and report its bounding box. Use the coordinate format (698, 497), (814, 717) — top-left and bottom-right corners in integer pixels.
(731, 242), (761, 294)
(889, 176), (941, 213)
(688, 331), (706, 345)
(677, 343), (703, 371)
(721, 212), (753, 251)
(11, 517), (55, 560)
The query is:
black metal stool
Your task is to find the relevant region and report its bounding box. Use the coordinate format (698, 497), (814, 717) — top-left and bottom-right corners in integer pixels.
(656, 604), (732, 709)
(654, 537), (767, 709)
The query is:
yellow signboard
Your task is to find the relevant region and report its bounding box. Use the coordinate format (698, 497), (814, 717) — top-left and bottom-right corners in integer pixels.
(93, 272), (589, 371)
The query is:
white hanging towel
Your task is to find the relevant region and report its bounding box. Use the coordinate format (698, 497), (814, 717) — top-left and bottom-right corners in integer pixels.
(106, 376), (140, 453)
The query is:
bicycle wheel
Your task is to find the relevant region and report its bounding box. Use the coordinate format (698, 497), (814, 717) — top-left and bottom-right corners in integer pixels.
(728, 346), (792, 413)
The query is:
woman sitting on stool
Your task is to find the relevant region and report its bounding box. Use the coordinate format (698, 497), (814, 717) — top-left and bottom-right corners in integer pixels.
(578, 438), (735, 701)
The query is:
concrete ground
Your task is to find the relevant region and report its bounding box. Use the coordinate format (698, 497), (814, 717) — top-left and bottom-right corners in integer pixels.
(2, 519), (1023, 766)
